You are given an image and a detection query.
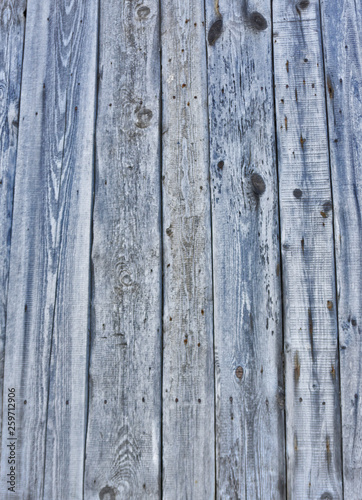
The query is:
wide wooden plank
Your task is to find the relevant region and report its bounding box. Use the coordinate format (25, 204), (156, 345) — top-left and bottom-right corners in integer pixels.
(84, 0), (162, 498)
(0, 0), (98, 498)
(205, 0), (285, 497)
(161, 0), (215, 496)
(0, 0), (26, 461)
(273, 0), (343, 497)
(320, 0), (362, 494)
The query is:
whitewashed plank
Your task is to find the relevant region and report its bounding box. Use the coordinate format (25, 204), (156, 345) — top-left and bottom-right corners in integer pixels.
(0, 0), (98, 498)
(84, 0), (162, 498)
(320, 0), (362, 494)
(0, 0), (26, 462)
(273, 0), (342, 497)
(161, 0), (215, 497)
(205, 0), (285, 497)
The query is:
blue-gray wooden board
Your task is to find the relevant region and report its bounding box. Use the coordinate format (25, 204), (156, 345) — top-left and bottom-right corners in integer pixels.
(0, 0), (361, 498)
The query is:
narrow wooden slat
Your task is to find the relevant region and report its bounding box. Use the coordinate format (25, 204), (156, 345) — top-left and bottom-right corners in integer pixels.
(0, 0), (26, 461)
(205, 0), (285, 496)
(273, 0), (342, 497)
(320, 0), (362, 494)
(0, 0), (98, 497)
(84, 0), (162, 498)
(161, 0), (215, 496)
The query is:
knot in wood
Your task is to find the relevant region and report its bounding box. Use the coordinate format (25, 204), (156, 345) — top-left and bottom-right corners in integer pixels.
(99, 485), (117, 500)
(297, 0), (310, 9)
(293, 188), (302, 199)
(208, 19), (223, 46)
(251, 173), (266, 195)
(135, 108), (153, 128)
(236, 366), (244, 379)
(249, 12), (268, 31)
(137, 6), (150, 19)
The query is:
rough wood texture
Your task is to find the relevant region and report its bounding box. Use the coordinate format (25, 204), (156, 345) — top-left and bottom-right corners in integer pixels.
(0, 0), (98, 498)
(273, 0), (342, 497)
(205, 0), (285, 497)
(84, 0), (162, 498)
(161, 0), (215, 496)
(320, 0), (362, 494)
(0, 0), (26, 461)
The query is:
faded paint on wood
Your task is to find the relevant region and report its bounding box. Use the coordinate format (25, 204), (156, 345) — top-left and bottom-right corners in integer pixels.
(161, 0), (215, 496)
(0, 0), (98, 498)
(205, 0), (285, 497)
(320, 0), (362, 494)
(0, 0), (26, 461)
(273, 0), (342, 497)
(84, 0), (162, 498)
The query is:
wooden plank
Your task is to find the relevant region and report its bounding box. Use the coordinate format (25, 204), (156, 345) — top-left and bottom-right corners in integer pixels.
(205, 0), (286, 497)
(320, 0), (362, 494)
(161, 0), (215, 497)
(272, 0), (343, 497)
(83, 0), (162, 498)
(0, 0), (98, 498)
(0, 0), (26, 462)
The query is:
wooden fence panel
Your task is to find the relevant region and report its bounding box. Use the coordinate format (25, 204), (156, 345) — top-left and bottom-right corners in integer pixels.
(273, 0), (343, 497)
(84, 0), (162, 498)
(0, 1), (98, 497)
(321, 0), (362, 494)
(205, 0), (286, 497)
(0, 0), (26, 462)
(161, 0), (215, 496)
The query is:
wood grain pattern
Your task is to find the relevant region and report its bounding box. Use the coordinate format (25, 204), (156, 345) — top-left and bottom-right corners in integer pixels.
(320, 0), (362, 494)
(205, 0), (285, 497)
(0, 0), (98, 498)
(0, 0), (26, 462)
(161, 0), (215, 497)
(84, 0), (162, 498)
(273, 0), (342, 497)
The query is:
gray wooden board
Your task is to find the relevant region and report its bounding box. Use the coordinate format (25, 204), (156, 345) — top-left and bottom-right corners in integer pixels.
(273, 0), (342, 497)
(84, 0), (162, 498)
(0, 0), (98, 498)
(161, 0), (215, 497)
(0, 0), (26, 462)
(205, 0), (285, 497)
(320, 0), (362, 494)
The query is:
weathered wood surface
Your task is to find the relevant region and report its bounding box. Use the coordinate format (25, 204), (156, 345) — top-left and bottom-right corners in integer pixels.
(161, 0), (215, 497)
(2, 0), (362, 498)
(0, 0), (98, 498)
(273, 0), (342, 497)
(321, 0), (362, 494)
(84, 0), (162, 498)
(205, 0), (285, 497)
(0, 0), (26, 461)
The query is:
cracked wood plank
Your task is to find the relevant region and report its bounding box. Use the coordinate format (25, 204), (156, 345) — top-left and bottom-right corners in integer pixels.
(0, 0), (26, 463)
(84, 0), (162, 498)
(0, 0), (98, 498)
(205, 0), (286, 497)
(161, 0), (215, 497)
(320, 0), (362, 494)
(273, 0), (343, 497)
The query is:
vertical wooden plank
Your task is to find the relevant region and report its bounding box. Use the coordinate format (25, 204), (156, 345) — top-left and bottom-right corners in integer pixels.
(273, 0), (343, 497)
(320, 0), (362, 494)
(0, 0), (98, 497)
(161, 0), (215, 497)
(0, 0), (26, 460)
(84, 0), (162, 498)
(205, 0), (285, 497)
